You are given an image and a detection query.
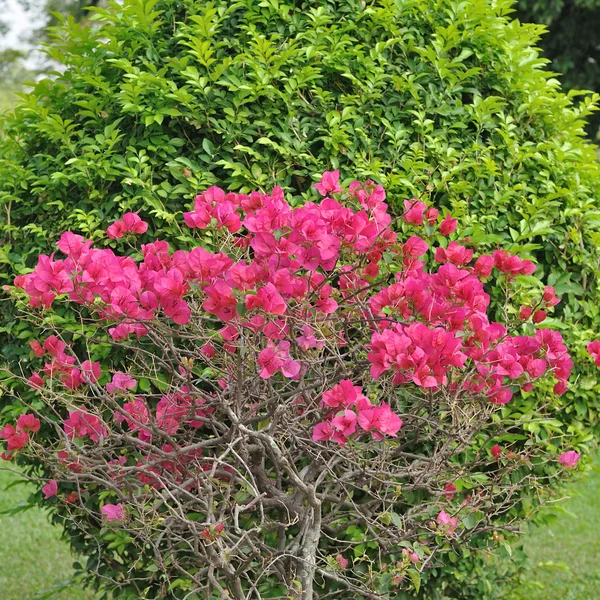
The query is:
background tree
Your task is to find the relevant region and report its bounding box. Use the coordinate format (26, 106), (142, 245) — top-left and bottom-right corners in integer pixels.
(0, 29), (31, 109)
(515, 0), (600, 139)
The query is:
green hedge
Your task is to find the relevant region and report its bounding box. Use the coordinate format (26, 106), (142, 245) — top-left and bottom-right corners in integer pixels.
(1, 0), (600, 597)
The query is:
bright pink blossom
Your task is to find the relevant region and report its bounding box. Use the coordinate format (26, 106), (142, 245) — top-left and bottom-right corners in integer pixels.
(436, 510), (458, 534)
(30, 341), (45, 357)
(257, 341), (300, 379)
(314, 170), (343, 196)
(543, 286), (560, 307)
(101, 503), (126, 522)
(357, 404), (403, 439)
(106, 373), (137, 394)
(63, 411), (107, 441)
(403, 199), (427, 225)
(331, 410), (357, 444)
(42, 480), (58, 499)
(443, 482), (457, 500)
(312, 421), (333, 442)
(439, 214), (457, 236)
(587, 340), (600, 366)
(490, 444), (503, 459)
(558, 450), (580, 468)
(0, 424), (29, 451)
(519, 306), (532, 320)
(107, 213), (148, 239)
(425, 207), (439, 225)
(473, 255), (493, 278)
(16, 414), (40, 433)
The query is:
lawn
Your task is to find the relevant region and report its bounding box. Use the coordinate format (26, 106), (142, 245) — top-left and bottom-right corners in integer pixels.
(0, 467), (95, 600)
(1, 460), (599, 599)
(512, 456), (600, 600)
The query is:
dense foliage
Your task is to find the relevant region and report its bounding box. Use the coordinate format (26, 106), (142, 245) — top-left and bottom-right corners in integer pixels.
(1, 174), (588, 599)
(1, 0), (600, 597)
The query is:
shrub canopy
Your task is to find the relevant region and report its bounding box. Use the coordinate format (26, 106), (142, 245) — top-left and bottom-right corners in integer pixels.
(1, 0), (600, 597)
(1, 174), (586, 600)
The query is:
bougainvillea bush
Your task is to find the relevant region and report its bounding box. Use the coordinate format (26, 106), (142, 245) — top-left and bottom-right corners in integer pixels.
(1, 173), (590, 599)
(1, 1), (600, 592)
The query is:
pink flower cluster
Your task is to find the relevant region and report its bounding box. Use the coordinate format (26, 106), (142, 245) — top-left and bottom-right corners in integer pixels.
(26, 334), (102, 393)
(312, 380), (403, 445)
(106, 212), (148, 239)
(367, 253), (571, 400)
(436, 510), (459, 535)
(558, 450), (580, 468)
(102, 503), (127, 521)
(587, 340), (600, 366)
(5, 170), (590, 510)
(0, 414), (40, 460)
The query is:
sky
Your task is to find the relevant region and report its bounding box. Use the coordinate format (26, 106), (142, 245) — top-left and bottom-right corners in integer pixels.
(1, 0), (43, 50)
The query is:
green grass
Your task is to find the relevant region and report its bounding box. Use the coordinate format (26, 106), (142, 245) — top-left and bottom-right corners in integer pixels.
(1, 461), (599, 600)
(0, 468), (95, 600)
(512, 456), (600, 600)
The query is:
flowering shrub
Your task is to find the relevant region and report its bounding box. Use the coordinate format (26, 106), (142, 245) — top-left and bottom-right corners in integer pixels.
(0, 173), (590, 599)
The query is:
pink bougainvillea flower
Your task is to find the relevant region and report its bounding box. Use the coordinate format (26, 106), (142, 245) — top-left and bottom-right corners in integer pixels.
(336, 554), (348, 569)
(296, 324), (324, 351)
(106, 213), (148, 239)
(42, 479), (58, 499)
(473, 254), (493, 278)
(586, 340), (600, 366)
(63, 410), (107, 441)
(331, 410), (357, 438)
(122, 212), (149, 235)
(81, 360), (101, 384)
(202, 280), (238, 322)
(16, 414), (40, 433)
(425, 206), (439, 225)
(43, 335), (67, 357)
(28, 373), (45, 389)
(558, 450), (580, 469)
(403, 236), (428, 258)
(321, 380), (369, 409)
(314, 170), (343, 196)
(106, 221), (125, 239)
(357, 404), (403, 439)
(490, 444), (503, 459)
(543, 285), (560, 307)
(439, 214), (457, 236)
(403, 199), (427, 225)
(56, 231), (91, 260)
(29, 341), (45, 357)
(434, 241), (472, 266)
(257, 341), (300, 379)
(436, 510), (459, 534)
(519, 306), (532, 320)
(443, 482), (457, 500)
(106, 372), (137, 394)
(0, 424), (29, 451)
(312, 421), (333, 443)
(101, 503), (127, 522)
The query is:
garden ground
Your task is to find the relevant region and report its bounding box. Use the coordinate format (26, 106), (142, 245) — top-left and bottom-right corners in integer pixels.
(0, 468), (93, 600)
(1, 461), (599, 599)
(513, 454), (600, 600)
